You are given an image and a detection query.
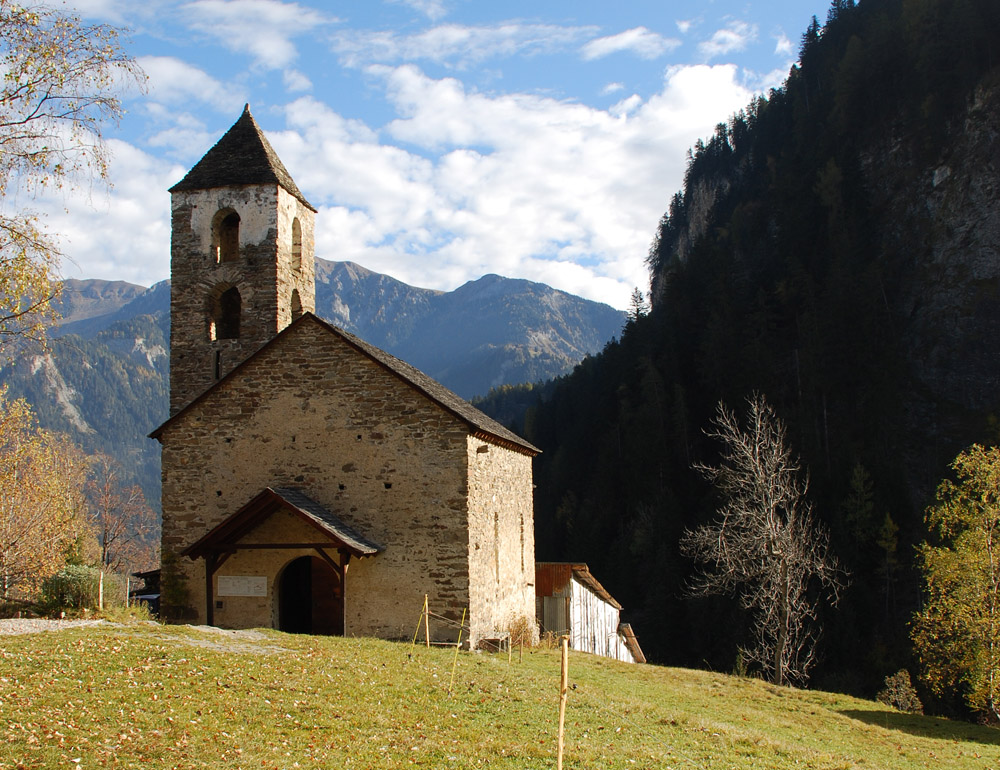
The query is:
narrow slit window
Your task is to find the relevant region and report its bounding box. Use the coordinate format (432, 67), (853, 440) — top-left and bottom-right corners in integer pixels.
(291, 217), (302, 271)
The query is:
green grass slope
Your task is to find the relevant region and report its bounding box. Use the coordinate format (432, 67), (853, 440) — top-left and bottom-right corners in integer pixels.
(1, 622), (995, 769)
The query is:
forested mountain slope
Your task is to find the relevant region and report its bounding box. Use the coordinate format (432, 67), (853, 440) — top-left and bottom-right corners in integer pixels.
(511, 0), (1000, 706)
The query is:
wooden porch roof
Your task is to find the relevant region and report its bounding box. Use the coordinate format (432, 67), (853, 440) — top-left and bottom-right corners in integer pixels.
(182, 487), (383, 560)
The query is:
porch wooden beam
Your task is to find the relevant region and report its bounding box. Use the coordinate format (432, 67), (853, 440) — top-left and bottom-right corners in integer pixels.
(312, 547), (343, 579)
(218, 542), (352, 551)
(206, 553), (217, 626)
(340, 551), (351, 636)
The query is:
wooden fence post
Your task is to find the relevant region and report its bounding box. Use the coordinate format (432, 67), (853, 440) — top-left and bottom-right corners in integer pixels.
(448, 607), (467, 696)
(557, 635), (569, 770)
(424, 594), (431, 648)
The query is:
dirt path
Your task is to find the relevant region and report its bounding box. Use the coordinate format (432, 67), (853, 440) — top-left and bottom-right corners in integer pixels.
(0, 618), (108, 635)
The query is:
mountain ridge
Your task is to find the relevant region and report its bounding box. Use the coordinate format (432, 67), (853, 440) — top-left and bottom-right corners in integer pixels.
(1, 260), (623, 508)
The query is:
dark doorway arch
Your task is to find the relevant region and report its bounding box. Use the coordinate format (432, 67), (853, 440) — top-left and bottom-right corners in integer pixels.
(277, 555), (343, 635)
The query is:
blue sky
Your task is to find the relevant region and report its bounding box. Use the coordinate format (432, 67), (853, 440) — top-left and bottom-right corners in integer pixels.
(50, 0), (835, 309)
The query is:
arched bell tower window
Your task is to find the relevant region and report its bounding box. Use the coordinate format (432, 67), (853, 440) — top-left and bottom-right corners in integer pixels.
(291, 217), (302, 272)
(209, 286), (241, 340)
(290, 289), (303, 320)
(212, 209), (241, 264)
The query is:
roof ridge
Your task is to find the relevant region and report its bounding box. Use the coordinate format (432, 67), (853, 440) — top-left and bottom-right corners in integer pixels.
(169, 105), (315, 211)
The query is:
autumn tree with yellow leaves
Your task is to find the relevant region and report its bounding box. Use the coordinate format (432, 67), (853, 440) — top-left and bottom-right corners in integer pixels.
(913, 444), (1000, 720)
(0, 389), (88, 601)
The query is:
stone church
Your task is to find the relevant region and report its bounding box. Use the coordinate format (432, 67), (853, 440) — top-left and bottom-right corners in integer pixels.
(151, 106), (538, 646)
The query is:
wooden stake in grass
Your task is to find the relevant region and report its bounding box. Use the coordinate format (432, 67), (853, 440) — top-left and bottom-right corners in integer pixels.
(412, 594), (430, 647)
(448, 607), (467, 696)
(557, 635), (569, 770)
(424, 594), (431, 648)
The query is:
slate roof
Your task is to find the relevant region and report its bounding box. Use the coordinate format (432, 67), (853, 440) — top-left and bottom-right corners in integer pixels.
(271, 487), (382, 555)
(182, 486), (383, 559)
(168, 104), (316, 212)
(150, 312), (540, 456)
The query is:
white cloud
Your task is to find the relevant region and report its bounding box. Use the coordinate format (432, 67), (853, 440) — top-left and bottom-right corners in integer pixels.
(40, 141), (182, 287)
(390, 0), (448, 21)
(774, 33), (794, 57)
(267, 64), (753, 309)
(751, 67), (791, 93)
(138, 56), (245, 112)
(180, 0), (331, 69)
(331, 23), (597, 68)
(676, 19), (695, 35)
(601, 82), (624, 96)
(283, 69), (313, 92)
(580, 27), (679, 61)
(698, 21), (758, 59)
(610, 94), (641, 117)
(47, 53), (757, 308)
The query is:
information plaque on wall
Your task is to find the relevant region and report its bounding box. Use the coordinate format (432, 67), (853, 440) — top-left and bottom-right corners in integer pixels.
(217, 575), (267, 597)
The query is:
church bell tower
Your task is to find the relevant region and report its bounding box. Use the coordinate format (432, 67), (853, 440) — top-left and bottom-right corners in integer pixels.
(167, 105), (317, 413)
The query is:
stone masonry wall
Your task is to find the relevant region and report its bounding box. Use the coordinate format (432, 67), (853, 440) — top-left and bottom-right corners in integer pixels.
(466, 435), (536, 644)
(169, 184), (315, 413)
(160, 317), (473, 641)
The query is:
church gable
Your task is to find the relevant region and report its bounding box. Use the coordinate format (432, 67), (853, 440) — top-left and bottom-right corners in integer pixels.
(154, 312), (538, 455)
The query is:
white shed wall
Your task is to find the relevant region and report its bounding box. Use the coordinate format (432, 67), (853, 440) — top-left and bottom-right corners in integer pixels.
(568, 578), (637, 663)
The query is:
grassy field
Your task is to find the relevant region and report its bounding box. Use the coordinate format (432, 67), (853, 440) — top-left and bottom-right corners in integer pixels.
(1, 620), (998, 769)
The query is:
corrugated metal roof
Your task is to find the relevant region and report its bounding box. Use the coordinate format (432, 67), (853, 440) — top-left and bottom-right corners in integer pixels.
(535, 561), (622, 610)
(169, 104), (316, 211)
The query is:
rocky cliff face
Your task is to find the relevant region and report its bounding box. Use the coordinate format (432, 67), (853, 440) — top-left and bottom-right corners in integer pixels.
(648, 70), (1000, 511)
(868, 75), (1000, 497)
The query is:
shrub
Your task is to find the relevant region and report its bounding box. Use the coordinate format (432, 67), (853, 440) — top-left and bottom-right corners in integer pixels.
(38, 565), (127, 614)
(877, 669), (923, 714)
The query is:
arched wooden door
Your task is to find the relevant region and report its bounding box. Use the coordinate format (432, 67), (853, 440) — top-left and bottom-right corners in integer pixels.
(277, 555), (343, 635)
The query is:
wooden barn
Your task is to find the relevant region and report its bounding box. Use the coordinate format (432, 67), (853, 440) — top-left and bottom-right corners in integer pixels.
(535, 562), (645, 663)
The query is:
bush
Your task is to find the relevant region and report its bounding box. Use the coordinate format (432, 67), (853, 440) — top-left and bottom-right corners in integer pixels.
(507, 613), (539, 648)
(38, 565), (127, 614)
(877, 669), (923, 714)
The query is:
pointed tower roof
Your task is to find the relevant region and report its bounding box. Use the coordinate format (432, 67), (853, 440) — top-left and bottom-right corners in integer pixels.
(169, 104), (316, 211)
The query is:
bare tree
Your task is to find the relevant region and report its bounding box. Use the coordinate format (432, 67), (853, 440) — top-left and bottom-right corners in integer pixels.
(680, 394), (844, 686)
(86, 454), (156, 575)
